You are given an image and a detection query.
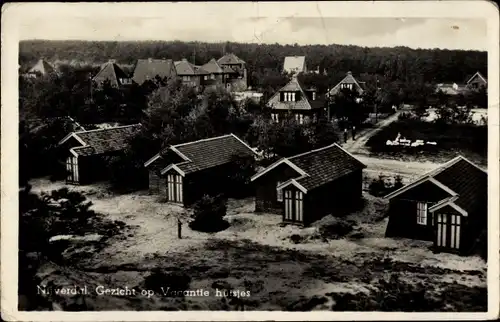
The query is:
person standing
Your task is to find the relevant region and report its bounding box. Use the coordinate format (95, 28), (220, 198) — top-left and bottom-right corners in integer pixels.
(352, 125), (356, 140)
(343, 128), (348, 143)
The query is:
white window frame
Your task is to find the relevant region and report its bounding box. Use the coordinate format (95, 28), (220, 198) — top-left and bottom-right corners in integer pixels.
(277, 181), (283, 201)
(210, 74), (215, 80)
(166, 174), (183, 203)
(450, 214), (461, 249)
(291, 92), (296, 101)
(204, 75), (208, 80)
(417, 202), (427, 225)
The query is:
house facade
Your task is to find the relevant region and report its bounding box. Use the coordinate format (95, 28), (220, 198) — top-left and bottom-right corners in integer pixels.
(93, 60), (132, 87)
(251, 144), (366, 226)
(174, 59), (209, 91)
(58, 124), (141, 185)
(385, 156), (487, 255)
(327, 71), (365, 98)
(466, 71), (487, 91)
(132, 58), (177, 85)
(144, 134), (257, 206)
(267, 76), (324, 124)
(283, 56), (307, 75)
(217, 53), (248, 92)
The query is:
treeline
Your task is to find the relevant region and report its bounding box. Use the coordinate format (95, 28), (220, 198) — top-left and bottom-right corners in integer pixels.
(20, 40), (487, 90)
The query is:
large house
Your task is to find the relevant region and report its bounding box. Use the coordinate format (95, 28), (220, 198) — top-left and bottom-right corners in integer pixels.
(283, 56), (307, 75)
(24, 59), (56, 78)
(251, 144), (366, 226)
(327, 71), (365, 98)
(144, 134), (257, 206)
(58, 124), (141, 185)
(267, 75), (325, 124)
(466, 71), (487, 90)
(92, 60), (132, 87)
(132, 58), (177, 85)
(384, 156), (487, 255)
(174, 58), (209, 90)
(217, 53), (248, 91)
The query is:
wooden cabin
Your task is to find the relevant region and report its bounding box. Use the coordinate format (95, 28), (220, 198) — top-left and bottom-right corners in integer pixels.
(466, 71), (487, 90)
(144, 134), (257, 206)
(327, 71), (365, 98)
(251, 144), (366, 226)
(385, 156), (487, 255)
(58, 124), (141, 185)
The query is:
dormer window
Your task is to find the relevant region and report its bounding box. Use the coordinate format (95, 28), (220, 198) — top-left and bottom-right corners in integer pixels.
(291, 92), (296, 101)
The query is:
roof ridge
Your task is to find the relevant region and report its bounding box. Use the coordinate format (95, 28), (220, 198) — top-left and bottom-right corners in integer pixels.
(75, 123), (141, 135)
(288, 143), (337, 160)
(172, 133), (233, 148)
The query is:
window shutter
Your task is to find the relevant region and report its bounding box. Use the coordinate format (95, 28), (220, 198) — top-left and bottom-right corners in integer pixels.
(295, 91), (301, 101)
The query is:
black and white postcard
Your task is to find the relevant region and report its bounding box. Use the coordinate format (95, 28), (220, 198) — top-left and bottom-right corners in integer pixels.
(2, 1), (499, 321)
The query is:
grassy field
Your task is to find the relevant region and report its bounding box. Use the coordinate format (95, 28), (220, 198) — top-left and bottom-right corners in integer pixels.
(27, 179), (487, 311)
(365, 119), (487, 167)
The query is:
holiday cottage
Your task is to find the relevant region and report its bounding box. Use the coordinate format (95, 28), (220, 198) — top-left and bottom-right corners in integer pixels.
(385, 156), (487, 255)
(144, 134), (257, 206)
(58, 124), (141, 185)
(251, 144), (366, 226)
(283, 56), (308, 75)
(25, 59), (57, 78)
(466, 71), (487, 90)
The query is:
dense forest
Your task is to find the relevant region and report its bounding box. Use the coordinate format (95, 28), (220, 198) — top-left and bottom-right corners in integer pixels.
(19, 40), (487, 91)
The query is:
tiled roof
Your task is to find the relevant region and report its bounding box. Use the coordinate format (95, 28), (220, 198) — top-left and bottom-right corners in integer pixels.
(432, 157), (487, 215)
(386, 156), (487, 216)
(283, 56), (306, 74)
(174, 60), (210, 76)
(28, 59), (55, 75)
(93, 61), (129, 87)
(201, 58), (224, 74)
(132, 59), (176, 84)
(61, 124), (141, 156)
(146, 134), (256, 175)
(217, 53), (246, 65)
(267, 77), (324, 110)
(328, 72), (365, 96)
(289, 144), (367, 190)
(466, 71), (488, 85)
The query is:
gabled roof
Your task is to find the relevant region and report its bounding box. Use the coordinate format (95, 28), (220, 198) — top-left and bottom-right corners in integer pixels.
(283, 56), (306, 74)
(59, 124), (141, 157)
(174, 59), (210, 76)
(328, 72), (365, 96)
(217, 53), (245, 65)
(201, 58), (224, 74)
(251, 144), (366, 192)
(93, 61), (129, 87)
(385, 155), (487, 216)
(28, 59), (55, 75)
(144, 134), (257, 175)
(267, 77), (323, 110)
(466, 71), (487, 85)
(132, 59), (176, 84)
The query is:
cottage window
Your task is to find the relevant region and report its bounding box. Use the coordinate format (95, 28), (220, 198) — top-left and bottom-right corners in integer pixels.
(291, 92), (296, 101)
(276, 181), (283, 201)
(166, 174), (183, 203)
(416, 202), (427, 225)
(450, 214), (461, 249)
(312, 92), (316, 100)
(183, 76), (191, 82)
(66, 156), (79, 184)
(210, 74), (215, 80)
(299, 114), (304, 124)
(204, 75), (208, 81)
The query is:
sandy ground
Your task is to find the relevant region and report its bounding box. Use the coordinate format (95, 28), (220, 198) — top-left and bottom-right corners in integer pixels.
(28, 178), (487, 311)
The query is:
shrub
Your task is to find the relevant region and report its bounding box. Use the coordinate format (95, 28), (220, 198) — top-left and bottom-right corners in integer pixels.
(189, 194), (229, 232)
(393, 175), (404, 190)
(318, 218), (355, 240)
(368, 175), (387, 197)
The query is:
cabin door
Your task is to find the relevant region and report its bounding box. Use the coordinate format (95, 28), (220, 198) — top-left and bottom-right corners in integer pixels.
(66, 156), (79, 184)
(283, 190), (303, 223)
(166, 174), (183, 204)
(436, 213), (461, 249)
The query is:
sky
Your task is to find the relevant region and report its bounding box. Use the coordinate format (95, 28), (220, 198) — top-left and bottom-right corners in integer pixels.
(12, 2), (489, 51)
